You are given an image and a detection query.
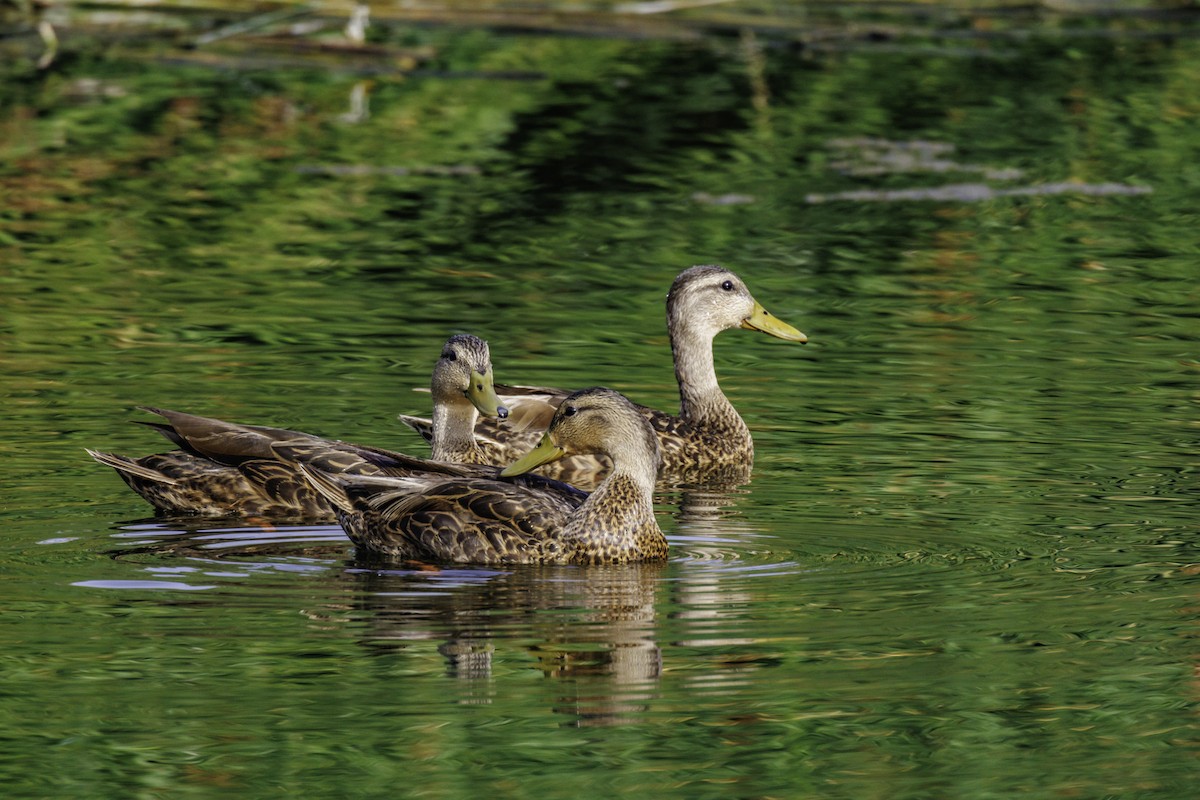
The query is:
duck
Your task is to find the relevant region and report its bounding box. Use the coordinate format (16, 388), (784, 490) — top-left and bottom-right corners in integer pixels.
(301, 387), (668, 565)
(86, 334), (512, 519)
(399, 265), (807, 486)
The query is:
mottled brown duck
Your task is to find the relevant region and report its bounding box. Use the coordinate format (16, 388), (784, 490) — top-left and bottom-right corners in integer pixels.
(87, 334), (511, 519)
(400, 265), (806, 486)
(302, 387), (667, 565)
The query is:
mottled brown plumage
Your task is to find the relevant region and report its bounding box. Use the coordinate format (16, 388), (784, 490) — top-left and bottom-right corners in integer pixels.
(400, 266), (807, 486)
(87, 334), (510, 519)
(303, 387), (668, 565)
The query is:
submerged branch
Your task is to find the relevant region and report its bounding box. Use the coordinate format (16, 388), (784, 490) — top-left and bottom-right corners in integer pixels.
(192, 4), (315, 46)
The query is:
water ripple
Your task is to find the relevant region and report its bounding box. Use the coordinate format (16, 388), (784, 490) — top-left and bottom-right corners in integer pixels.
(72, 579), (217, 591)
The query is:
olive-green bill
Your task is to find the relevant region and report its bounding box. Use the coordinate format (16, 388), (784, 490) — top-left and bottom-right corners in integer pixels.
(500, 433), (565, 477)
(467, 369), (510, 419)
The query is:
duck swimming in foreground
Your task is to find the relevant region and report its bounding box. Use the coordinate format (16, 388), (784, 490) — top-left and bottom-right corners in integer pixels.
(302, 387), (667, 565)
(399, 265), (807, 486)
(87, 334), (510, 519)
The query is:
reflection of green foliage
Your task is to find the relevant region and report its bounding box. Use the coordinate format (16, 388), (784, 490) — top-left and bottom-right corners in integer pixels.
(4, 29), (1194, 285)
(0, 22), (1196, 800)
(501, 45), (750, 197)
(1, 26), (1195, 369)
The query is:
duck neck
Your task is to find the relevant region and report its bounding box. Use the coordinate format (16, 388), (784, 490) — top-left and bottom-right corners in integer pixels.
(670, 318), (740, 428)
(430, 394), (483, 463)
(566, 468), (664, 561)
(565, 429), (666, 561)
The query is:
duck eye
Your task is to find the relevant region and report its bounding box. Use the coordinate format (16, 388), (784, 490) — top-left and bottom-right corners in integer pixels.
(442, 351), (457, 361)
(562, 405), (578, 417)
(720, 280), (734, 291)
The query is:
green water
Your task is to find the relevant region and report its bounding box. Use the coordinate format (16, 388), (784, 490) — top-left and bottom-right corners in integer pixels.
(2, 9), (1197, 799)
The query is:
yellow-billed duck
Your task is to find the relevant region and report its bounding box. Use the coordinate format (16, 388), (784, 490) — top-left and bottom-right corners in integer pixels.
(87, 334), (510, 519)
(302, 387), (667, 565)
(400, 266), (806, 486)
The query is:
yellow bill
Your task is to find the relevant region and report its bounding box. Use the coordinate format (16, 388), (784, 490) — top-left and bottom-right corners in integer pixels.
(740, 300), (807, 343)
(500, 433), (565, 477)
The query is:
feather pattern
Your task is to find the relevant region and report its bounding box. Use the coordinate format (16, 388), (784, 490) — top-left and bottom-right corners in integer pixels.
(399, 266), (806, 486)
(87, 334), (511, 519)
(302, 387), (667, 565)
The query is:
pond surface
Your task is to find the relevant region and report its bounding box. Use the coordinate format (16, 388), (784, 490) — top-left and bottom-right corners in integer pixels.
(1, 7), (1197, 799)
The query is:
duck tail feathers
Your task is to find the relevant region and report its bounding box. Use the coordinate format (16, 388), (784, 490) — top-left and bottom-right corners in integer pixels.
(85, 448), (179, 486)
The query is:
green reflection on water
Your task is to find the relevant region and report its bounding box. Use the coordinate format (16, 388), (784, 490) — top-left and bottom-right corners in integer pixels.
(1, 15), (1196, 800)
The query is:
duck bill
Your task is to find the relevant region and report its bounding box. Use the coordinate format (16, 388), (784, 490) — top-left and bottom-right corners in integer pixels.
(740, 301), (808, 343)
(500, 434), (566, 477)
(467, 370), (510, 419)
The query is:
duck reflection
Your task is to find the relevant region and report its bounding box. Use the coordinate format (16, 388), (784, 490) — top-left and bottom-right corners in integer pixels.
(344, 561), (665, 725)
(665, 472), (752, 525)
(663, 482), (764, 651)
(102, 483), (779, 727)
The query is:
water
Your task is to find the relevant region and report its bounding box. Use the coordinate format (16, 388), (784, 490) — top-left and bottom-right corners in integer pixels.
(2, 7), (1197, 799)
